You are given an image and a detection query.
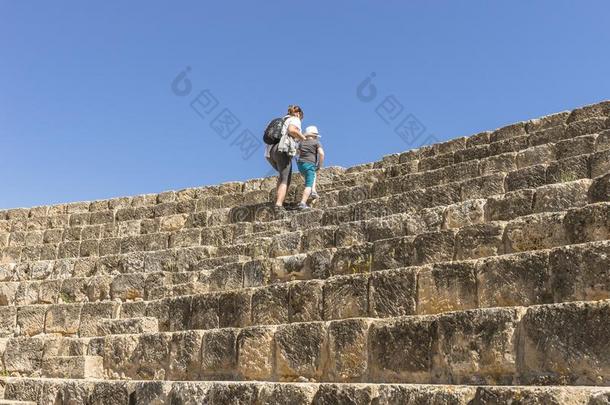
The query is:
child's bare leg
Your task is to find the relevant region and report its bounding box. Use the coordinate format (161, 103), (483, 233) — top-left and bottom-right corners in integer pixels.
(300, 187), (312, 205)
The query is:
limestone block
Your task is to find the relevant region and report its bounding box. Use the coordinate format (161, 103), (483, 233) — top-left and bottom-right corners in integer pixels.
(466, 131), (491, 147)
(546, 155), (589, 184)
(485, 189), (535, 221)
(257, 383), (317, 404)
(567, 101), (610, 123)
(372, 236), (414, 271)
(275, 322), (327, 381)
(369, 317), (434, 383)
(166, 382), (211, 404)
(480, 152), (517, 176)
(132, 332), (171, 380)
(504, 212), (566, 253)
(98, 238), (121, 256)
(413, 230), (455, 265)
(98, 317), (158, 335)
(591, 149), (610, 178)
(470, 386), (604, 405)
(330, 244), (372, 276)
(16, 305), (46, 336)
(324, 319), (370, 382)
(120, 301), (148, 319)
(556, 134), (597, 160)
(534, 180), (591, 213)
(589, 173), (610, 203)
(209, 383), (259, 404)
(435, 136), (467, 155)
(236, 326), (275, 381)
(242, 259), (273, 288)
(443, 199), (486, 229)
(288, 280), (324, 323)
(455, 223), (505, 260)
(454, 144), (490, 163)
(59, 277), (88, 303)
(249, 283), (288, 324)
(376, 384), (476, 404)
(323, 274), (368, 320)
(42, 355), (103, 379)
(418, 261), (477, 315)
(218, 290), (251, 328)
(505, 165), (546, 192)
(0, 281), (17, 305)
(79, 302), (120, 337)
(368, 268), (417, 318)
(596, 129), (610, 151)
(432, 307), (524, 384)
(338, 185), (371, 205)
(145, 299), (171, 332)
(564, 202), (610, 244)
(45, 303), (82, 336)
(103, 334), (139, 378)
(89, 210), (114, 225)
(477, 251), (551, 308)
(418, 152), (454, 172)
(201, 328), (238, 379)
(334, 222), (366, 248)
(4, 337), (45, 374)
(516, 143), (556, 169)
(86, 275), (112, 302)
(302, 226), (336, 251)
(550, 241), (610, 302)
(2, 378), (45, 402)
(0, 306), (16, 337)
(438, 160), (480, 185)
(365, 214), (405, 242)
(273, 253), (310, 281)
(189, 293), (219, 330)
(461, 173), (505, 200)
(269, 232), (302, 257)
(169, 229), (201, 248)
(111, 272), (146, 302)
(490, 122), (526, 143)
(132, 381), (172, 405)
(58, 241), (80, 259)
(519, 301), (610, 385)
(565, 116), (608, 138)
(526, 111), (569, 133)
(488, 139), (523, 158)
(207, 263), (244, 291)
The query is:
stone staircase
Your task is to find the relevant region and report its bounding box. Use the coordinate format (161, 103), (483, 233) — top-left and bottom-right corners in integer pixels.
(0, 101), (609, 404)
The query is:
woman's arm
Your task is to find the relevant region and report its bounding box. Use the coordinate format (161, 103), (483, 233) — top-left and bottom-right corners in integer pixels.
(288, 124), (306, 141)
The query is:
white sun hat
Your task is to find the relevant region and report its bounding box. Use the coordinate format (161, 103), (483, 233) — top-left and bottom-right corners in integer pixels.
(304, 125), (321, 137)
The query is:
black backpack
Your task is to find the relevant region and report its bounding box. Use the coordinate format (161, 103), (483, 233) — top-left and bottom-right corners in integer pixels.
(263, 116), (288, 145)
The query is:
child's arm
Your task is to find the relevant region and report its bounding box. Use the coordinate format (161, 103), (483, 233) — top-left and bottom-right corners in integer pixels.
(317, 146), (325, 170)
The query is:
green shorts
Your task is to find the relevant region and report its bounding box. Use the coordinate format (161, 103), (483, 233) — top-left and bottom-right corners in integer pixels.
(297, 161), (317, 188)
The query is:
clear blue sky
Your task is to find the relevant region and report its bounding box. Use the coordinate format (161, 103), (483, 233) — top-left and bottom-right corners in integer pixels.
(1, 1), (609, 209)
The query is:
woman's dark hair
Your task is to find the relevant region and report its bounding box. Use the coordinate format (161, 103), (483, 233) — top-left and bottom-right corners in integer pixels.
(287, 105), (303, 117)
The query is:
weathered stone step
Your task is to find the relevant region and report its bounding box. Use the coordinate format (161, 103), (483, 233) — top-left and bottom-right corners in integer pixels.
(0, 199), (607, 328)
(3, 239), (607, 341)
(5, 300), (609, 385)
(41, 355), (103, 379)
(97, 317), (158, 335)
(0, 159), (610, 276)
(2, 378), (609, 405)
(3, 174), (609, 289)
(1, 102), (607, 240)
(3, 144), (607, 270)
(0, 401), (37, 405)
(3, 131), (608, 262)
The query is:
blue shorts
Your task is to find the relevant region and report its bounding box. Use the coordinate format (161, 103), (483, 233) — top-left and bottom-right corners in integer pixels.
(297, 161), (317, 188)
